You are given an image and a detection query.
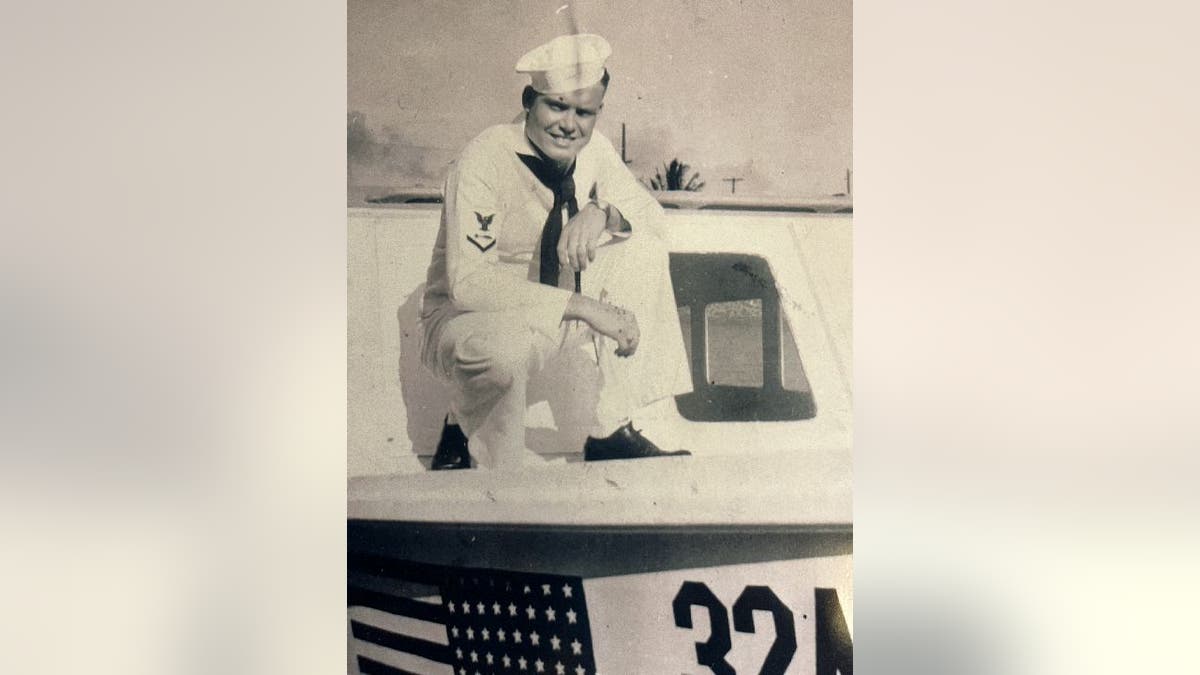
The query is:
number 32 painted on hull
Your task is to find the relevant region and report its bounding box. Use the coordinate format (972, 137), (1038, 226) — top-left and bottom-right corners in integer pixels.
(672, 582), (853, 675)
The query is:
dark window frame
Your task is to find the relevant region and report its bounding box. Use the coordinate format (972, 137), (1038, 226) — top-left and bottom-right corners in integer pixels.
(669, 253), (816, 422)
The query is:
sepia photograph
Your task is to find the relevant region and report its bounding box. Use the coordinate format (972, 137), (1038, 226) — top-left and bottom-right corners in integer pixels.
(11, 1), (1200, 674)
(348, 1), (852, 672)
(11, 2), (1200, 674)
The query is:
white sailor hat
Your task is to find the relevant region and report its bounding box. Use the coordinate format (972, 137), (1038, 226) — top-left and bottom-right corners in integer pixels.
(515, 34), (612, 94)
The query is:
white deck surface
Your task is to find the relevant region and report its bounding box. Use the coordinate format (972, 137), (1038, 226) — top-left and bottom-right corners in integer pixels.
(348, 446), (850, 527)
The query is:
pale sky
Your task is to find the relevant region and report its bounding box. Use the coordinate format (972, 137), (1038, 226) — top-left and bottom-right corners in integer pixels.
(349, 0), (851, 198)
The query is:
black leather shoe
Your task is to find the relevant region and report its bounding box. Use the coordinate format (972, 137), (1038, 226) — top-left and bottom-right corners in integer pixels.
(430, 417), (471, 470)
(583, 423), (691, 461)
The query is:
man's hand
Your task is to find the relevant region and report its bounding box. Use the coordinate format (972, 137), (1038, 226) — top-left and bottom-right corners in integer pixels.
(563, 293), (640, 357)
(558, 202), (609, 273)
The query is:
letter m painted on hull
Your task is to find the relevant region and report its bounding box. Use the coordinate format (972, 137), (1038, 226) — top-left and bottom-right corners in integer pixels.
(816, 587), (853, 675)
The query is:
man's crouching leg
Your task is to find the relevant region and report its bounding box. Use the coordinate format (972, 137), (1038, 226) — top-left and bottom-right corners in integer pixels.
(435, 314), (538, 470)
(579, 235), (693, 462)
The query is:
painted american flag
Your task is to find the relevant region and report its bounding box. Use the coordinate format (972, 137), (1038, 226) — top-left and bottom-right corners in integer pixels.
(348, 554), (596, 675)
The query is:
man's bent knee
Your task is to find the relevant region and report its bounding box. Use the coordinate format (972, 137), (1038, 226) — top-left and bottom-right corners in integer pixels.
(450, 330), (532, 393)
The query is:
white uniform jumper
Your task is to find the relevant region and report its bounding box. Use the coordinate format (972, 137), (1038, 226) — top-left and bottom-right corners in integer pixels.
(420, 123), (692, 468)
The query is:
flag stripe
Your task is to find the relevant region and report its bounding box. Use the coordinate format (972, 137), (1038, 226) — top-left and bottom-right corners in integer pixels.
(350, 586), (447, 623)
(349, 606), (449, 646)
(349, 553), (445, 586)
(356, 655), (422, 675)
(349, 570), (442, 601)
(351, 639), (455, 675)
(352, 620), (451, 663)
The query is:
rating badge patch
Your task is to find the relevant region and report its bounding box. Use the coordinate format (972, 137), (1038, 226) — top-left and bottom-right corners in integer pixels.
(466, 211), (496, 252)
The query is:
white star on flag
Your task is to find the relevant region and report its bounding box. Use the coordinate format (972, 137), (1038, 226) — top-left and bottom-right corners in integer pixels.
(542, 584), (552, 596)
(482, 628), (490, 641)
(530, 631), (540, 646)
(498, 628), (506, 642)
(493, 602), (502, 615)
(570, 638), (582, 655)
(523, 585), (532, 594)
(526, 605), (537, 619)
(574, 666), (585, 675)
(456, 647), (463, 660)
(566, 608), (577, 624)
(555, 661), (566, 675)
(549, 635), (561, 651)
(509, 602), (518, 616)
(470, 650), (478, 663)
(518, 656), (528, 670)
(545, 607), (556, 622)
(449, 601), (456, 613)
(535, 658), (546, 673)
(513, 629), (523, 643)
(562, 584), (573, 598)
(503, 655), (512, 667)
(466, 627), (475, 640)
(458, 667), (466, 675)
(486, 652), (494, 665)
(451, 626), (459, 637)
(462, 601), (471, 614)
(477, 602), (486, 614)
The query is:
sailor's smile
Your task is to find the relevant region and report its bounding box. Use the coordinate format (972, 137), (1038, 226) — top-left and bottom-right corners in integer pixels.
(525, 82), (605, 166)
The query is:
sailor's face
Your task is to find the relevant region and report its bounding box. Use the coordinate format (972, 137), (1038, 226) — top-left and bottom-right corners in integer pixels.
(525, 83), (605, 166)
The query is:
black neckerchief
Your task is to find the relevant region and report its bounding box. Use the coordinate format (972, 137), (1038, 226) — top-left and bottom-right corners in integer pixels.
(517, 147), (579, 289)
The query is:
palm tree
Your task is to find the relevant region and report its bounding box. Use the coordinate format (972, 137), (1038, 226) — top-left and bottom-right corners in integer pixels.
(647, 158), (705, 191)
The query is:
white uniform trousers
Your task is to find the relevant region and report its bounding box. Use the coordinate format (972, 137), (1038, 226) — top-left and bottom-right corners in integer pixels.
(420, 233), (692, 469)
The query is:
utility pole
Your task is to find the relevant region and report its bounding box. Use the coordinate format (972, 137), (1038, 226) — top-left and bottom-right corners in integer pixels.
(722, 177), (743, 194)
(620, 123), (632, 164)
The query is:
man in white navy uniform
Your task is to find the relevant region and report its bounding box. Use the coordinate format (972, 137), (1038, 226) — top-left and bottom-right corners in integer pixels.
(419, 34), (693, 470)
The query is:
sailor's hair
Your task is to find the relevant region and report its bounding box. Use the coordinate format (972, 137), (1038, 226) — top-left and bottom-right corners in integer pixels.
(522, 69), (610, 110)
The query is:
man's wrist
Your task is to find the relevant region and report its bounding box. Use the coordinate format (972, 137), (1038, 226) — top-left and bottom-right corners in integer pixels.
(585, 198), (607, 218)
(585, 199), (631, 235)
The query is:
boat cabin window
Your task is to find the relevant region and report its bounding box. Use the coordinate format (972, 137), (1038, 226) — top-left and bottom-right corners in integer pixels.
(670, 253), (816, 422)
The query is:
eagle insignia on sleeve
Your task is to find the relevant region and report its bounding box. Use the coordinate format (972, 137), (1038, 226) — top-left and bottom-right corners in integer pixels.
(466, 211), (496, 252)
